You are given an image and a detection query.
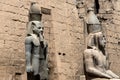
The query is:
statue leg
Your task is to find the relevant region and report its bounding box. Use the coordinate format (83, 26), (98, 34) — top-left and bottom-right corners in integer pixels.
(32, 55), (40, 75)
(33, 74), (40, 80)
(32, 55), (41, 80)
(39, 59), (48, 80)
(27, 72), (34, 80)
(106, 70), (119, 79)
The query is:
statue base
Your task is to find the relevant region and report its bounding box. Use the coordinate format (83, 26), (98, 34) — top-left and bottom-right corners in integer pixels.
(91, 78), (120, 80)
(79, 75), (120, 80)
(80, 75), (86, 80)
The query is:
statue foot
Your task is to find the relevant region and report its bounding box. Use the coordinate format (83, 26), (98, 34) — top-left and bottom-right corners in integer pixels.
(26, 66), (33, 72)
(110, 79), (120, 80)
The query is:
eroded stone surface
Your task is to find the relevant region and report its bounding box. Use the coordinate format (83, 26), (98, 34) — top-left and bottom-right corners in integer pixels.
(0, 0), (120, 80)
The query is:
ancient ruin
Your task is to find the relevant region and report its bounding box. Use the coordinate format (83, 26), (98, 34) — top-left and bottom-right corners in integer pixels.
(25, 3), (48, 80)
(83, 8), (119, 80)
(0, 0), (120, 80)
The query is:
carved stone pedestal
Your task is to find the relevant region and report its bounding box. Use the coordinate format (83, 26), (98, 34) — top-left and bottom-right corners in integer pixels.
(87, 76), (120, 80)
(91, 78), (120, 80)
(80, 75), (86, 80)
(79, 75), (120, 80)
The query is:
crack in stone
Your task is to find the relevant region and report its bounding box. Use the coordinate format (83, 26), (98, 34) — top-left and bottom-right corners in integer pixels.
(11, 19), (26, 23)
(0, 2), (27, 11)
(0, 1), (18, 8)
(0, 10), (27, 16)
(0, 1), (29, 10)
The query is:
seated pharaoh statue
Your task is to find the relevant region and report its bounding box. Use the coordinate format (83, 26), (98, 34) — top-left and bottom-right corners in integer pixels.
(84, 32), (119, 80)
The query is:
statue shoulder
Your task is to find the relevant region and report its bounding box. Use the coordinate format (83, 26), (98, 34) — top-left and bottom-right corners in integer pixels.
(84, 49), (95, 56)
(25, 36), (33, 44)
(84, 48), (99, 57)
(84, 49), (92, 54)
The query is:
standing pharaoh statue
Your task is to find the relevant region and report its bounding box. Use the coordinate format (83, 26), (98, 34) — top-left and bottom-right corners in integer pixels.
(25, 3), (48, 80)
(84, 8), (119, 80)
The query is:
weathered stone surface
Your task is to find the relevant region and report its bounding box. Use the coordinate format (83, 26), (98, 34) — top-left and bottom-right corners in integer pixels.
(0, 0), (119, 80)
(92, 78), (120, 80)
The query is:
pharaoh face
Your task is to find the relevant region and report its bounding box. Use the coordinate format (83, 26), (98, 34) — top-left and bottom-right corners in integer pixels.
(99, 35), (106, 47)
(32, 21), (44, 35)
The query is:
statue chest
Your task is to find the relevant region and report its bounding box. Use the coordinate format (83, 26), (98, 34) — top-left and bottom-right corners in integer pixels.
(92, 50), (107, 67)
(32, 44), (46, 59)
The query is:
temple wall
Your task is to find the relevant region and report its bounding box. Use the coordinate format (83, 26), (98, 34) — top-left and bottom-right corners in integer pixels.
(77, 0), (120, 78)
(0, 0), (84, 80)
(0, 0), (119, 80)
(97, 0), (120, 77)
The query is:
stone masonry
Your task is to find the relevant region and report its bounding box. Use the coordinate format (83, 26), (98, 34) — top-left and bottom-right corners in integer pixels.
(76, 0), (120, 79)
(0, 0), (119, 80)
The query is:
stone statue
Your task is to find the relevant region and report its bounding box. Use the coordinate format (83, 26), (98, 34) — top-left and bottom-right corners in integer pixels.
(84, 32), (119, 79)
(85, 8), (102, 34)
(25, 3), (48, 80)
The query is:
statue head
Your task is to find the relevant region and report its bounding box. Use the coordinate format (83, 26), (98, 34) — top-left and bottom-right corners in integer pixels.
(27, 21), (44, 36)
(99, 34), (106, 48)
(87, 32), (106, 49)
(32, 21), (44, 35)
(27, 2), (44, 36)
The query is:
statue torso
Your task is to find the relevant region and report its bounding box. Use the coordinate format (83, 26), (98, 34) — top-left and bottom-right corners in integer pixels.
(91, 49), (107, 71)
(26, 34), (47, 59)
(85, 48), (107, 71)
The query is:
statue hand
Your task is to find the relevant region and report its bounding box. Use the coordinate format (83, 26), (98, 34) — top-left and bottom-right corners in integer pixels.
(113, 75), (120, 79)
(26, 66), (33, 72)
